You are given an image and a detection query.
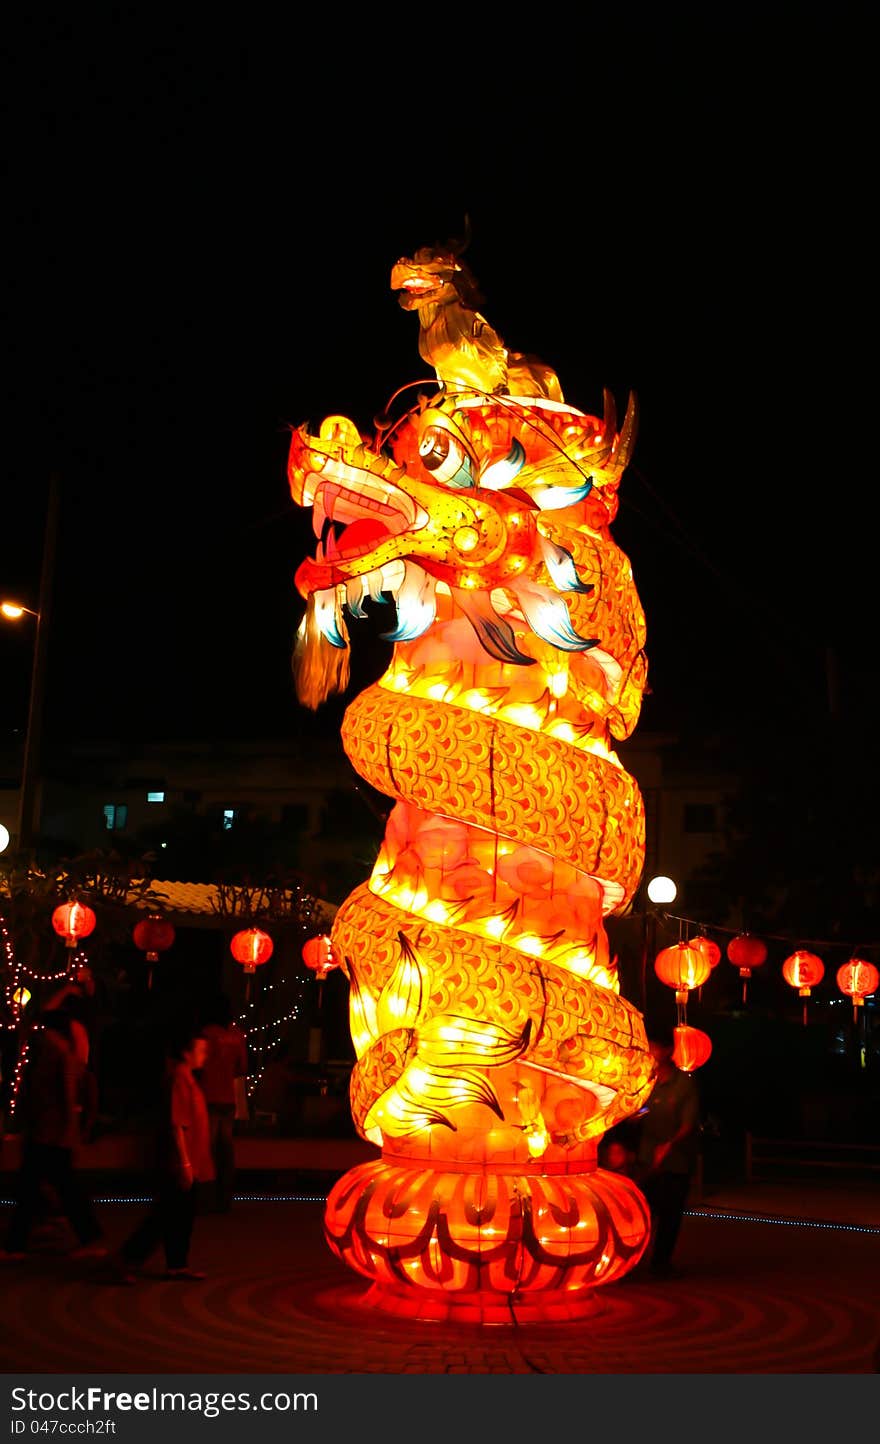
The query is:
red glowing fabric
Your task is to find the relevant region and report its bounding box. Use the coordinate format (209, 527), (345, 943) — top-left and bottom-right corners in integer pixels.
(837, 959), (879, 1003)
(781, 950), (824, 996)
(691, 935), (721, 969)
(726, 933), (767, 976)
(654, 942), (711, 995)
(133, 917), (176, 959)
(51, 902), (96, 945)
(672, 1025), (712, 1073)
(302, 934), (339, 978)
(230, 928), (274, 971)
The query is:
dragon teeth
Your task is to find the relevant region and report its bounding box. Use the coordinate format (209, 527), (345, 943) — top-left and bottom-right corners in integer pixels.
(380, 560), (406, 595)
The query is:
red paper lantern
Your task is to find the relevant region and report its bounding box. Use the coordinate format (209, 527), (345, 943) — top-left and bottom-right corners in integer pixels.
(133, 916), (176, 963)
(654, 942), (711, 1001)
(726, 933), (767, 979)
(782, 950), (824, 998)
(52, 901), (97, 948)
(691, 935), (721, 970)
(230, 928), (274, 974)
(672, 1025), (712, 1073)
(837, 958), (879, 1019)
(302, 933), (339, 980)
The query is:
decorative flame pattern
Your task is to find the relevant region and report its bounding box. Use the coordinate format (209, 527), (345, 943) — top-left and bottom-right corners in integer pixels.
(289, 258), (655, 1319)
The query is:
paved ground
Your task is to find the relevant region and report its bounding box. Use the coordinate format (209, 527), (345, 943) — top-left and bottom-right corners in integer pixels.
(2, 1181), (879, 1375)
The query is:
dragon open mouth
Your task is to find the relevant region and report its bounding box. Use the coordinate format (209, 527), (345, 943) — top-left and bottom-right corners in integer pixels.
(400, 276), (440, 297)
(310, 476), (426, 564)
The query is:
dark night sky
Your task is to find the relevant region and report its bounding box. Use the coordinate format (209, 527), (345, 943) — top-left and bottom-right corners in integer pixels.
(2, 8), (875, 757)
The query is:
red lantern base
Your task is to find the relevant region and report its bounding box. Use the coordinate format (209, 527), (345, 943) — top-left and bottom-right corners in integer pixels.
(324, 1153), (650, 1323)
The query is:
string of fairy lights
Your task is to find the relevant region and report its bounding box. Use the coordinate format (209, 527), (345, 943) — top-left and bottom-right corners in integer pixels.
(237, 988), (303, 1100)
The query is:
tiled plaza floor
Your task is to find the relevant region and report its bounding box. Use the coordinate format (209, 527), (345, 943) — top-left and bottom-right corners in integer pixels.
(2, 1185), (879, 1374)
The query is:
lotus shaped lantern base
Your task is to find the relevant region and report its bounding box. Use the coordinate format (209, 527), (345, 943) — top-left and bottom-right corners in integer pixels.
(324, 1153), (650, 1323)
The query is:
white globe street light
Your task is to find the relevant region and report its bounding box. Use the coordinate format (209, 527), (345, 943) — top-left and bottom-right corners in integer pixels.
(647, 875), (677, 905)
(0, 823), (10, 854)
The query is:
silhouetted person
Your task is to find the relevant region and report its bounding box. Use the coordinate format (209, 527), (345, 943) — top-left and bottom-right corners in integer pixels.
(636, 1029), (701, 1277)
(600, 1119), (639, 1177)
(111, 1028), (214, 1281)
(200, 996), (248, 1210)
(1, 1009), (104, 1261)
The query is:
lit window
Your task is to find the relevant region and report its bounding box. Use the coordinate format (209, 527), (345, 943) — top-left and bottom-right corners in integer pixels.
(147, 790), (165, 803)
(103, 804), (116, 830)
(103, 804), (128, 831)
(222, 809), (237, 831)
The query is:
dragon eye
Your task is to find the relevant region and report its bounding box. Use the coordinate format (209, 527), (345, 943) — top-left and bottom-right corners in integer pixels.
(418, 427), (474, 488)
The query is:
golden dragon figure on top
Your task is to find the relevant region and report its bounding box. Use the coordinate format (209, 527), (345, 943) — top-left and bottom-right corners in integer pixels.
(390, 226), (565, 401)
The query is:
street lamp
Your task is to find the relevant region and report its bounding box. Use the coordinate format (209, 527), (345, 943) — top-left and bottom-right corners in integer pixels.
(0, 823), (10, 854)
(0, 471), (60, 852)
(1, 600), (42, 852)
(647, 875), (677, 905)
(640, 873), (678, 1011)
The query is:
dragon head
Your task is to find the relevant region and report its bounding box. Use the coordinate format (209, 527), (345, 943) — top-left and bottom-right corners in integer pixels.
(390, 240), (484, 313)
(289, 385), (643, 733)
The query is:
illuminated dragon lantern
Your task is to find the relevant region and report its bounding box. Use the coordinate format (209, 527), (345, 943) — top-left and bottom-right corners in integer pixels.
(288, 237), (655, 1322)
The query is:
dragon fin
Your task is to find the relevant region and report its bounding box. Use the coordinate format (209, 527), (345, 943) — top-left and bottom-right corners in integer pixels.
(451, 587), (536, 666)
(509, 579), (598, 652)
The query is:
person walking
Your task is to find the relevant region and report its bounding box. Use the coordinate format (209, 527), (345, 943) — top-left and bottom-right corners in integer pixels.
(111, 1027), (214, 1281)
(199, 996), (248, 1211)
(1, 1008), (104, 1261)
(635, 1028), (701, 1278)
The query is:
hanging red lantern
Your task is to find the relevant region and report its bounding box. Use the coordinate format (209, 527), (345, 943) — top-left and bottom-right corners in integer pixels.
(727, 933), (767, 977)
(672, 1025), (712, 1073)
(133, 916), (176, 963)
(133, 915), (176, 989)
(782, 949), (824, 1026)
(727, 932), (767, 1003)
(654, 942), (711, 1003)
(230, 928), (274, 974)
(302, 933), (339, 980)
(691, 935), (721, 970)
(52, 901), (97, 949)
(782, 950), (824, 997)
(837, 958), (879, 1022)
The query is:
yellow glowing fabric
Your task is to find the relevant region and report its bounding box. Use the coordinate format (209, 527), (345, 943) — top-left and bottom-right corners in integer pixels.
(289, 247), (654, 1316)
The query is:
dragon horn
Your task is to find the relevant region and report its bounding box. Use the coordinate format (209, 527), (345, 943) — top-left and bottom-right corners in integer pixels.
(602, 387), (617, 441)
(613, 391), (638, 471)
